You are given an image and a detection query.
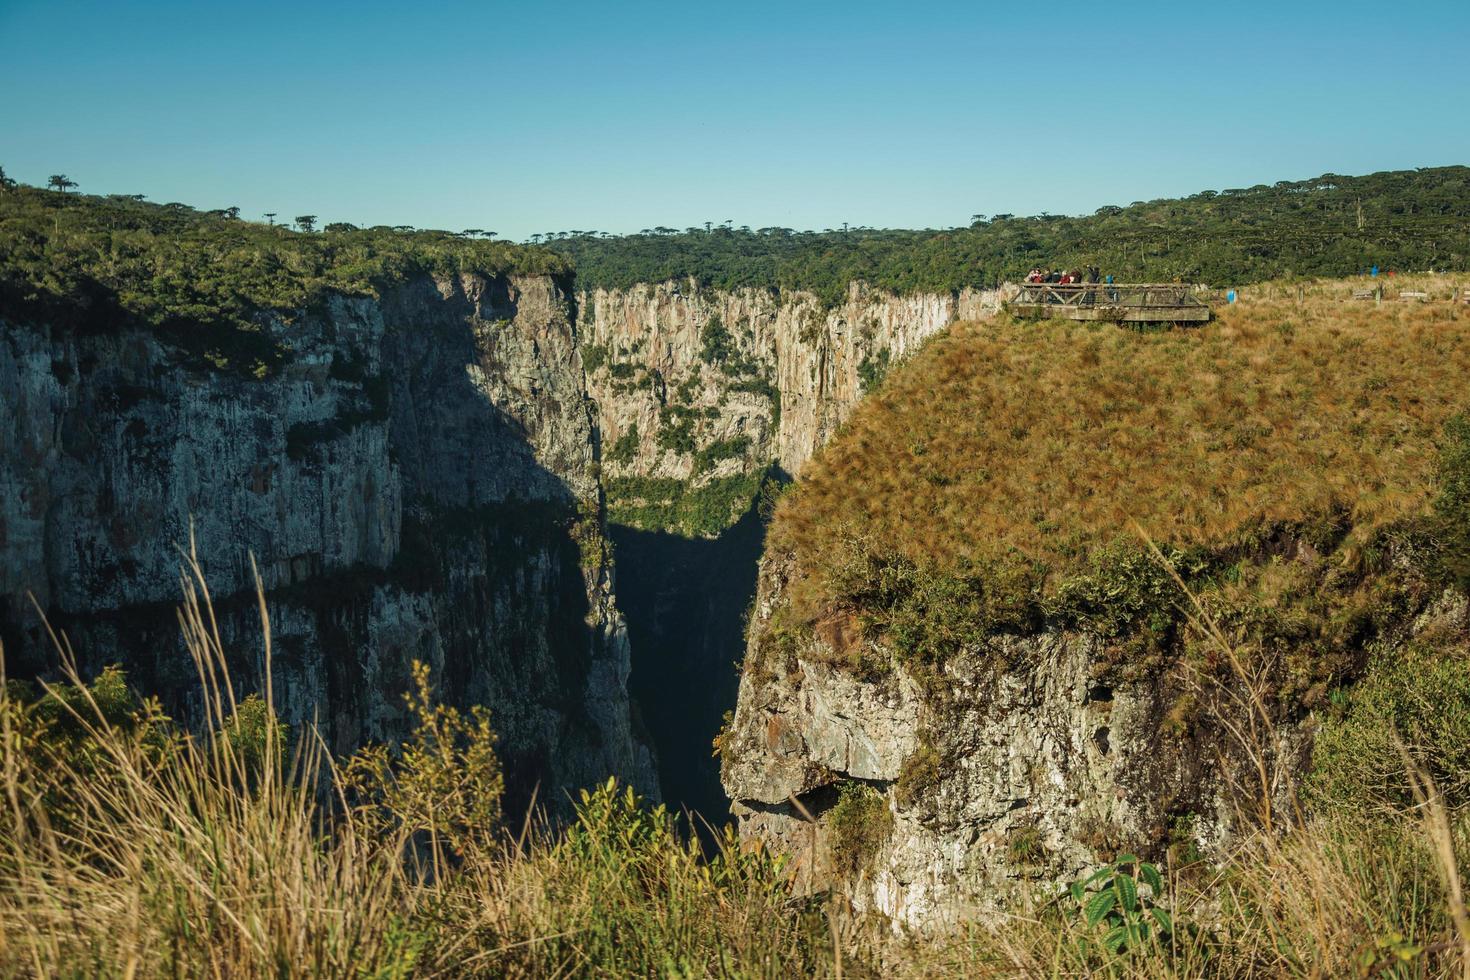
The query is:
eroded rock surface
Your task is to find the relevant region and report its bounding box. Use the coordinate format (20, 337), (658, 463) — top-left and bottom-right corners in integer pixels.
(1, 272), (656, 806)
(581, 281), (1006, 489)
(576, 281), (1005, 813)
(722, 551), (1463, 928)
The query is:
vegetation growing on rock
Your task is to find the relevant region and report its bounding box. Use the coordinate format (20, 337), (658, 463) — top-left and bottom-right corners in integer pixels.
(0, 183), (569, 365)
(765, 283), (1470, 702)
(606, 469), (771, 538)
(828, 782), (894, 877)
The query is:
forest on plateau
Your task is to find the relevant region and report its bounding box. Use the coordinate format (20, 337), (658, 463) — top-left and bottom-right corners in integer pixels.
(552, 167), (1470, 303)
(0, 182), (568, 355)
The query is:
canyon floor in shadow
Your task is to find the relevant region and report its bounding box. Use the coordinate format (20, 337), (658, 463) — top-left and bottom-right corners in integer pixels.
(613, 477), (783, 824)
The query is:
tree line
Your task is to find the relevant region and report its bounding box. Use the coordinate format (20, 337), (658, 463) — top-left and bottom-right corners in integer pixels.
(550, 167), (1470, 304)
(4, 165), (1467, 329)
(0, 176), (567, 373)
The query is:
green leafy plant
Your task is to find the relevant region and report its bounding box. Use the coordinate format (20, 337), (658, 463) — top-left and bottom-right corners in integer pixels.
(1309, 643), (1470, 814)
(581, 341), (610, 374)
(1353, 929), (1424, 976)
(1066, 855), (1176, 958)
(218, 693), (288, 779)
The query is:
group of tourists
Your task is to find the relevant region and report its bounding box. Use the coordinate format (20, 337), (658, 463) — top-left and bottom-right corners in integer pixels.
(1025, 266), (1107, 284)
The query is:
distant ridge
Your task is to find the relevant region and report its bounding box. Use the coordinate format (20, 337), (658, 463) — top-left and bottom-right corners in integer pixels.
(552, 166), (1470, 302)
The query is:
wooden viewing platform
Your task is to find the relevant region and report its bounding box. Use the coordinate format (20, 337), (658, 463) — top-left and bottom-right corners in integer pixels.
(1009, 283), (1213, 325)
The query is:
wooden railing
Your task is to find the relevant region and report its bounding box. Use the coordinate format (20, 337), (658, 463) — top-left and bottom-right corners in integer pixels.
(1013, 283), (1207, 309)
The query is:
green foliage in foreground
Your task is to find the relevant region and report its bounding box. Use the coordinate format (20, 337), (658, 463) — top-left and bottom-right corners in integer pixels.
(1310, 643), (1470, 814)
(343, 660), (504, 863)
(553, 167), (1470, 304)
(1066, 855), (1180, 959)
(0, 657), (831, 977)
(0, 183), (569, 374)
(606, 467), (769, 537)
(6, 597), (1470, 976)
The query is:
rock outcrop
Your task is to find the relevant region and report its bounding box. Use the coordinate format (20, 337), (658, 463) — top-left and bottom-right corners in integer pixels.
(721, 549), (1467, 929)
(1, 272), (657, 807)
(581, 281), (1004, 495)
(575, 281), (1004, 813)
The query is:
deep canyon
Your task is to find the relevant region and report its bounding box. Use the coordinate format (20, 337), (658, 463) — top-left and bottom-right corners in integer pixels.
(5, 214), (1467, 930)
(0, 268), (1000, 820)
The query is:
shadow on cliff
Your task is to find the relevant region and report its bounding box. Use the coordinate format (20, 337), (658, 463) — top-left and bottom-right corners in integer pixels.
(613, 466), (790, 826)
(0, 277), (639, 820)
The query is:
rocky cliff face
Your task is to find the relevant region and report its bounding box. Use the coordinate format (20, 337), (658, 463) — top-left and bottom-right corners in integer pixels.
(581, 281), (1004, 497)
(575, 281), (1003, 813)
(0, 272), (657, 807)
(721, 550), (1466, 928)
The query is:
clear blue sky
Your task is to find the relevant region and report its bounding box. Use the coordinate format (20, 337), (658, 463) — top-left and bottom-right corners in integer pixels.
(2, 0), (1466, 241)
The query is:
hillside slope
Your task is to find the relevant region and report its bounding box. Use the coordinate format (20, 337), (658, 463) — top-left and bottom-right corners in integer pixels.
(721, 282), (1470, 924)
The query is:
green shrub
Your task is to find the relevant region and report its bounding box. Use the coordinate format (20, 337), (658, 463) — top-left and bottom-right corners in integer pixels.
(673, 373), (701, 405)
(1308, 644), (1470, 814)
(582, 342), (610, 374)
(1064, 855), (1180, 959)
(813, 540), (1045, 683)
(607, 423), (640, 465)
(218, 693), (288, 778)
(693, 435), (750, 473)
(606, 469), (767, 537)
(344, 660), (504, 863)
(1049, 543), (1197, 641)
(828, 782), (892, 877)
(652, 404), (707, 457)
(857, 349), (891, 392)
(699, 314), (735, 364)
(2, 665), (177, 833)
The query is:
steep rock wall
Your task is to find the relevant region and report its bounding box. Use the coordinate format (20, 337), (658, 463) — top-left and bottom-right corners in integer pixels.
(575, 281), (1003, 813)
(0, 272), (657, 806)
(581, 281), (1004, 491)
(721, 551), (1466, 928)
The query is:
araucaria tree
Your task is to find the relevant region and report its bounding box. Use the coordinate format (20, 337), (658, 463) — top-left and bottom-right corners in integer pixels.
(295, 214), (317, 233)
(46, 174), (77, 193)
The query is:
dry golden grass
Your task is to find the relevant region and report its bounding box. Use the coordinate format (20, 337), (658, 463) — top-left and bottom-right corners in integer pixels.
(0, 553), (834, 978)
(772, 279), (1470, 616)
(3, 541), (1469, 976)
